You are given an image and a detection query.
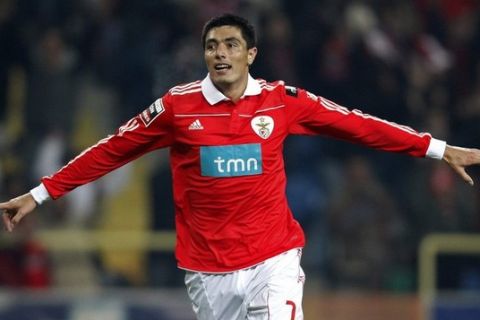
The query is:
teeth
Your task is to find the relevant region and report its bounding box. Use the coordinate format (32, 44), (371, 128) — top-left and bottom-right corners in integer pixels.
(215, 64), (230, 70)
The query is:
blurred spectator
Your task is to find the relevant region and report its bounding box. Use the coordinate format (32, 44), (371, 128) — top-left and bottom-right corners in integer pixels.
(327, 156), (408, 290)
(25, 28), (78, 138)
(255, 10), (297, 83)
(406, 160), (477, 236)
(0, 0), (27, 124)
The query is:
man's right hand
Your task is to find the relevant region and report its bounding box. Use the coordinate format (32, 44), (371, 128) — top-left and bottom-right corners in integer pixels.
(1, 193), (37, 232)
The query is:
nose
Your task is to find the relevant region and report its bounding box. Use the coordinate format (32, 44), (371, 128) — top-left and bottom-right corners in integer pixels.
(215, 43), (227, 59)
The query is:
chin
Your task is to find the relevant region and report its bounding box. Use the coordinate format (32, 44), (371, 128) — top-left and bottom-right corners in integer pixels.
(212, 75), (234, 86)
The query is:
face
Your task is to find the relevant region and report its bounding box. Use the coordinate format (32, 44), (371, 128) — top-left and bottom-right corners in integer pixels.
(204, 25), (257, 91)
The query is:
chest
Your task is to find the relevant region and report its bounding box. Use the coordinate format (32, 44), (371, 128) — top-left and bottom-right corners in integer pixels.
(173, 97), (287, 147)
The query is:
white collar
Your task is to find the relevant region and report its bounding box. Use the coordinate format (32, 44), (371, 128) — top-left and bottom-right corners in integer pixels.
(201, 73), (262, 105)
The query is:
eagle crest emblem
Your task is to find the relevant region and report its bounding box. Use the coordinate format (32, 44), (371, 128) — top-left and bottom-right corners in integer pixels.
(251, 116), (274, 139)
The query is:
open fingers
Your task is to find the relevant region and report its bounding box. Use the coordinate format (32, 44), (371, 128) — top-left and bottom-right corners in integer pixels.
(11, 208), (29, 226)
(454, 166), (474, 186)
(1, 201), (15, 232)
(0, 193), (38, 232)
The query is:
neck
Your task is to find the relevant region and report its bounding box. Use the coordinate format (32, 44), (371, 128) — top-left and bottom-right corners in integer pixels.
(219, 83), (247, 103)
(214, 74), (249, 103)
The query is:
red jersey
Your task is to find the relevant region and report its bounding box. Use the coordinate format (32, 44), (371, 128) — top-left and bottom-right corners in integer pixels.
(41, 75), (438, 272)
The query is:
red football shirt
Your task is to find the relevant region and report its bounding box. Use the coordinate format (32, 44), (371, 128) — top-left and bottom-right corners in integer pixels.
(41, 74), (436, 272)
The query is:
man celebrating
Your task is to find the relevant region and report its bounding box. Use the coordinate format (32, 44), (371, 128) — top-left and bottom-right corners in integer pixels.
(2, 14), (480, 319)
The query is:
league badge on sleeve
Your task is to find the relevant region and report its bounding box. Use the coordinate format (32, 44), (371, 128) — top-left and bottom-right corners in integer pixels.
(251, 116), (274, 139)
(285, 86), (298, 97)
(140, 98), (165, 126)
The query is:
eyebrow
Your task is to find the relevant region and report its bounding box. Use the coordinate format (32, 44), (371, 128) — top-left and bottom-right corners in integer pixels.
(224, 37), (241, 43)
(206, 36), (242, 44)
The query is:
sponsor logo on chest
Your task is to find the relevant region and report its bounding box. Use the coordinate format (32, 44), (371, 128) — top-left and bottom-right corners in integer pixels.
(200, 143), (262, 177)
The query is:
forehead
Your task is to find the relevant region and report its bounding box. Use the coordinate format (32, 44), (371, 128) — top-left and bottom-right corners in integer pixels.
(205, 25), (245, 42)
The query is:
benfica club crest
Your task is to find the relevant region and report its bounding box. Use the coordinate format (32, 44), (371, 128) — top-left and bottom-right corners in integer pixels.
(251, 116), (274, 139)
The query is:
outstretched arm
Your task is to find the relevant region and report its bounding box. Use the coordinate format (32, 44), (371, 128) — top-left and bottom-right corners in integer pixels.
(443, 145), (480, 186)
(2, 97), (173, 232)
(1, 193), (37, 232)
(284, 89), (480, 185)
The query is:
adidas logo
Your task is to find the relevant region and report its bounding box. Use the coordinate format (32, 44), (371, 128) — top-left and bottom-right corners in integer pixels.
(188, 119), (204, 130)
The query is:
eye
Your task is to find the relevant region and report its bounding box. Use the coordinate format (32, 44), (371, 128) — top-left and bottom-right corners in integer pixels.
(206, 42), (217, 51)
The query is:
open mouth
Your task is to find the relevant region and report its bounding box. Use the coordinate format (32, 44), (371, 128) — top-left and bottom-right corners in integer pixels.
(214, 63), (232, 71)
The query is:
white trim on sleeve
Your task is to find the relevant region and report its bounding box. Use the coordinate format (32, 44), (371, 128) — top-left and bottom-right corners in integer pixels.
(426, 138), (447, 160)
(30, 183), (51, 205)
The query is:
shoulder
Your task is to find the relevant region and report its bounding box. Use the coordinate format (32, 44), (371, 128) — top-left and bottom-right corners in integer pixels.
(256, 80), (308, 104)
(162, 80), (204, 108)
(256, 79), (303, 98)
(257, 79), (285, 93)
(168, 80), (202, 96)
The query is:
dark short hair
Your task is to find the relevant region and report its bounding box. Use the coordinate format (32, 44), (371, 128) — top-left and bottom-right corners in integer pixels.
(201, 14), (257, 49)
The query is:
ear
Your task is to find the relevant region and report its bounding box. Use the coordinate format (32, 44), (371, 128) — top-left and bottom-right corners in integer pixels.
(247, 47), (258, 66)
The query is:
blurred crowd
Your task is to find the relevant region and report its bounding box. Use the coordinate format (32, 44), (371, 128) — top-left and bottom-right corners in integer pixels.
(1, 0), (479, 292)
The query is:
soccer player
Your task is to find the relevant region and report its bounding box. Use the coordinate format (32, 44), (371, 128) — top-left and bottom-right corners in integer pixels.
(2, 14), (480, 319)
